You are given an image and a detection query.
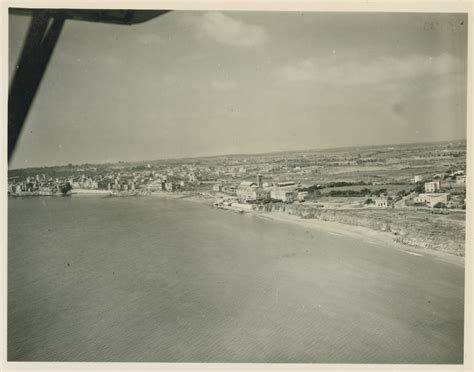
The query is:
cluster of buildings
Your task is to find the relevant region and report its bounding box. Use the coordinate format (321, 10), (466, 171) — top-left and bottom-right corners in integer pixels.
(413, 193), (451, 208)
(413, 179), (452, 208)
(371, 172), (466, 210)
(70, 176), (99, 190)
(89, 169), (188, 193)
(7, 174), (69, 195)
(215, 175), (309, 204)
(7, 168), (192, 196)
(411, 170), (466, 185)
(7, 144), (467, 211)
(411, 171), (466, 209)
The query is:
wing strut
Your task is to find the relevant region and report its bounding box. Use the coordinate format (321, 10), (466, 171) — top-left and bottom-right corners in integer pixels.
(8, 10), (65, 161)
(8, 9), (170, 162)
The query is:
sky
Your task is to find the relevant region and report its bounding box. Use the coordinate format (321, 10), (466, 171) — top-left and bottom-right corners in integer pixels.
(8, 10), (468, 169)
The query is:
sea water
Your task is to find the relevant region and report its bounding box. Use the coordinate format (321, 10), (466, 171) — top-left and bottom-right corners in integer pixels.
(8, 196), (464, 363)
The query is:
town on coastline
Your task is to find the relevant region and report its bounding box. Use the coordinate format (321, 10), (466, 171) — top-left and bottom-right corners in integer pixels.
(8, 140), (467, 256)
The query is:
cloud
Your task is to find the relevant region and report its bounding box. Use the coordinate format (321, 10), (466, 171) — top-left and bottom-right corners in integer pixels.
(276, 53), (461, 86)
(211, 78), (237, 91)
(197, 11), (267, 47)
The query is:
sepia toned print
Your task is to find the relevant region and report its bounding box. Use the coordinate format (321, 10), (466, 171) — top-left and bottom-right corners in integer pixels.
(7, 9), (467, 363)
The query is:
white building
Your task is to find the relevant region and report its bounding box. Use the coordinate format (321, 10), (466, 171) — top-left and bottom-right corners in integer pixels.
(414, 193), (450, 207)
(237, 182), (270, 202)
(424, 181), (441, 193)
(374, 197), (389, 208)
(271, 188), (296, 203)
(188, 172), (197, 183)
(411, 175), (423, 183)
(147, 180), (164, 192)
(236, 176), (271, 203)
(456, 175), (466, 184)
(165, 182), (175, 192)
(297, 192), (308, 201)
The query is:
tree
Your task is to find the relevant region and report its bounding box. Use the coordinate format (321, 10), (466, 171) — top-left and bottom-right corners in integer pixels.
(397, 189), (407, 197)
(411, 182), (424, 194)
(60, 182), (73, 195)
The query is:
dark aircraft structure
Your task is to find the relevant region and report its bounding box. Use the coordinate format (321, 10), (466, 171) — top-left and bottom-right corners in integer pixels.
(8, 9), (170, 161)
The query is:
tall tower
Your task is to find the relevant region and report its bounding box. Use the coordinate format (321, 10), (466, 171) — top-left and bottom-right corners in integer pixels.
(257, 174), (263, 188)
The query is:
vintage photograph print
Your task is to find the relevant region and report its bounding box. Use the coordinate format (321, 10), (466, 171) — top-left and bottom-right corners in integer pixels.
(7, 8), (467, 364)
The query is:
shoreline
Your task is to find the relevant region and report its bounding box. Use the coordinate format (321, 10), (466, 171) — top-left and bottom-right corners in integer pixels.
(10, 190), (465, 266)
(249, 209), (465, 268)
(198, 196), (465, 267)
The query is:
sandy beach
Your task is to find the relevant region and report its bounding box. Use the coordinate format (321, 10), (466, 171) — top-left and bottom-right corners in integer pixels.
(251, 209), (465, 268)
(148, 191), (213, 204)
(71, 189), (111, 195)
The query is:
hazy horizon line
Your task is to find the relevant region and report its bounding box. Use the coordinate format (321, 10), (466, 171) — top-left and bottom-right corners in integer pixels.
(8, 138), (467, 171)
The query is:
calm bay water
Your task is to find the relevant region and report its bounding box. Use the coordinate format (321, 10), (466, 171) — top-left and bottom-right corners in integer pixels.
(8, 196), (464, 363)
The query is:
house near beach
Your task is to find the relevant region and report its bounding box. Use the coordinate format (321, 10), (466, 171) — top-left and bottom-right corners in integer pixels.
(414, 193), (451, 207)
(147, 179), (164, 192)
(237, 182), (270, 202)
(270, 188), (296, 203)
(222, 184), (238, 195)
(298, 192), (308, 201)
(269, 180), (298, 203)
(165, 182), (176, 192)
(237, 176), (271, 203)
